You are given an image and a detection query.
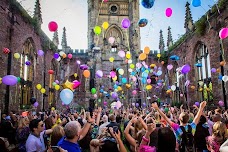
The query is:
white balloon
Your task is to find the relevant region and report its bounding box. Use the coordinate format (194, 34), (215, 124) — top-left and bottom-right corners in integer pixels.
(128, 59), (132, 63)
(171, 85), (176, 91)
(222, 75), (228, 82)
(128, 69), (133, 72)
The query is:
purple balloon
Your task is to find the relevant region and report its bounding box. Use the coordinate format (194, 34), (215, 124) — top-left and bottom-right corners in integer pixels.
(25, 61), (31, 66)
(53, 53), (59, 59)
(55, 80), (59, 84)
(142, 102), (146, 107)
(136, 103), (139, 107)
(121, 18), (131, 29)
(195, 102), (200, 107)
(96, 70), (103, 78)
(211, 68), (216, 73)
(112, 92), (118, 99)
(37, 50), (44, 56)
(33, 102), (39, 107)
(218, 100), (224, 107)
(181, 64), (191, 74)
(2, 75), (18, 86)
(80, 64), (89, 70)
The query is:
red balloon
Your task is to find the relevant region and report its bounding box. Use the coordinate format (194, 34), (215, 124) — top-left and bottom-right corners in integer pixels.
(48, 70), (54, 74)
(3, 47), (10, 54)
(48, 21), (58, 32)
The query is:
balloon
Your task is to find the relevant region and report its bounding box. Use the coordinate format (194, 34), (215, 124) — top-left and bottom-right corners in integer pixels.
(60, 89), (73, 105)
(118, 69), (124, 75)
(118, 50), (125, 58)
(80, 64), (89, 70)
(96, 70), (103, 78)
(30, 97), (36, 104)
(33, 102), (39, 108)
(194, 102), (200, 107)
(62, 80), (74, 91)
(102, 22), (109, 30)
(222, 75), (228, 82)
(141, 0), (155, 9)
(121, 18), (131, 29)
(191, 0), (201, 7)
(132, 90), (137, 95)
(150, 64), (156, 68)
(91, 88), (97, 94)
(191, 86), (195, 90)
(109, 57), (114, 62)
(125, 84), (131, 89)
(83, 70), (90, 78)
(122, 78), (127, 84)
(2, 75), (18, 86)
(94, 26), (102, 35)
(165, 8), (172, 17)
(130, 64), (135, 69)
(25, 61), (31, 66)
(3, 47), (10, 54)
(36, 84), (42, 90)
(52, 82), (57, 86)
(171, 85), (176, 91)
(68, 54), (72, 59)
(220, 61), (226, 66)
(144, 46), (150, 54)
(170, 55), (180, 61)
(157, 70), (162, 76)
(48, 21), (58, 32)
(219, 28), (228, 39)
(126, 53), (131, 59)
(108, 37), (115, 44)
(139, 53), (147, 60)
(112, 92), (118, 99)
(180, 94), (184, 97)
(211, 68), (216, 73)
(14, 53), (20, 59)
(181, 64), (191, 74)
(51, 107), (55, 111)
(48, 70), (54, 74)
(146, 85), (152, 90)
(55, 85), (60, 90)
(73, 80), (81, 89)
(112, 76), (117, 81)
(164, 107), (169, 113)
(37, 50), (44, 56)
(55, 80), (59, 84)
(116, 101), (122, 109)
(41, 88), (46, 94)
(167, 64), (173, 70)
(218, 100), (224, 107)
(138, 18), (148, 27)
(136, 103), (139, 107)
(161, 61), (165, 65)
(147, 79), (151, 84)
(110, 71), (116, 78)
(94, 94), (97, 98)
(157, 54), (161, 58)
(136, 63), (142, 68)
(62, 53), (66, 58)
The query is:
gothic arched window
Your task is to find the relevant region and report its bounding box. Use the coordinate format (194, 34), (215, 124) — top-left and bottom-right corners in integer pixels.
(20, 38), (35, 106)
(195, 43), (213, 101)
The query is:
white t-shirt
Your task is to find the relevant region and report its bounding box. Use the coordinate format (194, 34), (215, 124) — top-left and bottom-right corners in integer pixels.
(26, 131), (45, 152)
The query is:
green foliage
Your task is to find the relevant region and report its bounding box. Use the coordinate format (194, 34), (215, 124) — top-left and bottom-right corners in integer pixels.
(195, 15), (207, 36)
(160, 51), (169, 63)
(168, 33), (188, 52)
(20, 104), (31, 110)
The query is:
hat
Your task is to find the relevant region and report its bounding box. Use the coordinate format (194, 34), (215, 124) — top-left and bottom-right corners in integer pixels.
(5, 116), (11, 120)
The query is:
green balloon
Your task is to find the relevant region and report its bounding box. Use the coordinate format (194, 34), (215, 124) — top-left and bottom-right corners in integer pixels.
(91, 88), (97, 94)
(98, 99), (101, 102)
(157, 98), (161, 102)
(164, 107), (169, 113)
(94, 26), (102, 35)
(17, 77), (21, 82)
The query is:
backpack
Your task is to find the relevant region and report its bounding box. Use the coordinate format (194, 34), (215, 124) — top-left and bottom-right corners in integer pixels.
(179, 125), (195, 152)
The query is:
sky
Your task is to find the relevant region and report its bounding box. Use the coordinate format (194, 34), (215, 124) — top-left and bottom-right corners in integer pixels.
(19, 0), (218, 51)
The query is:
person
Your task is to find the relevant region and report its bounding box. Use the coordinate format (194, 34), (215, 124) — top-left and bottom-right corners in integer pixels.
(220, 139), (228, 152)
(58, 119), (93, 152)
(98, 115), (109, 135)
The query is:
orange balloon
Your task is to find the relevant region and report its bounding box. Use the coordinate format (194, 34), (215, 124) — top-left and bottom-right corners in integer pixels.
(161, 61), (165, 65)
(83, 70), (90, 78)
(220, 61), (226, 66)
(139, 53), (147, 61)
(190, 86), (195, 90)
(216, 69), (221, 73)
(62, 53), (67, 58)
(144, 46), (150, 54)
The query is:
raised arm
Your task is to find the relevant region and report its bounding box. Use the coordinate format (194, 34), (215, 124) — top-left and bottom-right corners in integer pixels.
(193, 101), (207, 125)
(124, 117), (137, 147)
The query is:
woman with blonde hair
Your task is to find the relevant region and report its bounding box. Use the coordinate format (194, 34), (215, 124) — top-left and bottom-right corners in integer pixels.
(16, 116), (30, 152)
(206, 121), (228, 152)
(50, 125), (65, 146)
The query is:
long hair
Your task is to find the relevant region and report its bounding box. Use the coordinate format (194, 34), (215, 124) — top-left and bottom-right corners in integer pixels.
(157, 127), (176, 152)
(51, 125), (64, 146)
(212, 121), (228, 144)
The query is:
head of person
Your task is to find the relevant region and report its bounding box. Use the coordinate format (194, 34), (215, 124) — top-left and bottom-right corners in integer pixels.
(29, 119), (44, 134)
(102, 115), (108, 123)
(109, 114), (116, 122)
(44, 117), (54, 129)
(157, 127), (176, 152)
(64, 121), (81, 141)
(212, 114), (222, 122)
(51, 125), (65, 146)
(198, 115), (207, 125)
(179, 112), (189, 124)
(212, 121), (228, 144)
(18, 116), (29, 129)
(215, 108), (221, 115)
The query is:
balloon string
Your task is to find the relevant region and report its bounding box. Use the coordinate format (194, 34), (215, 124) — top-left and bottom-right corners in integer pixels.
(220, 39), (226, 62)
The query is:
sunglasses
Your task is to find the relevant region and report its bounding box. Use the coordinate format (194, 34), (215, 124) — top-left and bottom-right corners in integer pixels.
(40, 124), (44, 127)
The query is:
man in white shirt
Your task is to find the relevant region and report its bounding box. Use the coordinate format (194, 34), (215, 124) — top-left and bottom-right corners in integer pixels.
(98, 115), (109, 135)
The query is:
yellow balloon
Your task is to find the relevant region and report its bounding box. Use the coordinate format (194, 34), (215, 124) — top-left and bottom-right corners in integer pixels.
(112, 76), (117, 81)
(0, 80), (2, 84)
(146, 85), (152, 90)
(117, 86), (122, 91)
(51, 107), (55, 111)
(36, 84), (42, 90)
(55, 85), (60, 90)
(109, 57), (114, 62)
(62, 80), (74, 91)
(102, 22), (109, 30)
(41, 88), (46, 94)
(74, 73), (77, 77)
(0, 77), (2, 81)
(126, 53), (131, 59)
(199, 88), (203, 92)
(125, 84), (131, 89)
(157, 53), (161, 58)
(14, 53), (20, 59)
(130, 64), (135, 69)
(150, 64), (156, 68)
(118, 69), (124, 75)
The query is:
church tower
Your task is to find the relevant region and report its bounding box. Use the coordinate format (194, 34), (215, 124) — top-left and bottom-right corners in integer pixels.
(33, 0), (42, 28)
(87, 0), (140, 101)
(184, 2), (194, 33)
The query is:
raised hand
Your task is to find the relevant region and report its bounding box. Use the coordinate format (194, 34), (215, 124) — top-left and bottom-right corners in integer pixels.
(151, 102), (159, 110)
(200, 101), (207, 109)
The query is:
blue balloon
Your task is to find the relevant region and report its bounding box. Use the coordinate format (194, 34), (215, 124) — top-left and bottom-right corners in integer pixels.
(142, 71), (148, 78)
(122, 78), (127, 84)
(157, 70), (162, 76)
(141, 0), (155, 9)
(192, 0), (201, 7)
(60, 89), (73, 105)
(142, 78), (147, 84)
(114, 84), (118, 89)
(141, 67), (145, 72)
(100, 89), (104, 93)
(195, 63), (202, 67)
(218, 75), (223, 80)
(138, 18), (148, 27)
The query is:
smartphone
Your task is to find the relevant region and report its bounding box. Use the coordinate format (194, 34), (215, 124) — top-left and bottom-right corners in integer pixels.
(113, 126), (118, 133)
(51, 146), (60, 152)
(156, 123), (161, 127)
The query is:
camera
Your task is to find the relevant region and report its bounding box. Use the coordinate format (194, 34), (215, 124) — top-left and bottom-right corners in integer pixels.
(51, 146), (60, 152)
(113, 126), (119, 133)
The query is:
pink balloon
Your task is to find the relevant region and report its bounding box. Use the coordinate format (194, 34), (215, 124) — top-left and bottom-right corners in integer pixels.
(167, 64), (173, 70)
(73, 80), (81, 89)
(118, 50), (125, 58)
(180, 93), (184, 97)
(136, 63), (142, 68)
(147, 79), (151, 84)
(110, 71), (116, 78)
(132, 90), (137, 95)
(108, 37), (115, 44)
(219, 28), (228, 39)
(104, 0), (108, 2)
(103, 101), (107, 105)
(218, 100), (224, 107)
(94, 94), (97, 98)
(116, 101), (122, 108)
(68, 54), (72, 59)
(132, 76), (137, 82)
(48, 21), (58, 32)
(165, 8), (173, 17)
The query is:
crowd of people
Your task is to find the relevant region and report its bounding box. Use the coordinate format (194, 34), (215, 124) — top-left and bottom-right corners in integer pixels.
(0, 100), (228, 152)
